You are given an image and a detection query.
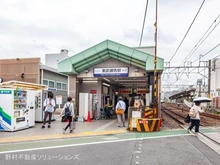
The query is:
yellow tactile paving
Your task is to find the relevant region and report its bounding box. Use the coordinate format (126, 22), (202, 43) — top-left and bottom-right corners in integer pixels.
(0, 129), (127, 143)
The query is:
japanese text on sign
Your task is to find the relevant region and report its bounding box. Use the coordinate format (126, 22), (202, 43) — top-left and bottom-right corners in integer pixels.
(5, 154), (79, 161)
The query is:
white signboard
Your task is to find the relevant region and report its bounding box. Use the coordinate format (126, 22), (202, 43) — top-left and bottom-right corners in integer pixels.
(56, 95), (62, 104)
(94, 67), (128, 77)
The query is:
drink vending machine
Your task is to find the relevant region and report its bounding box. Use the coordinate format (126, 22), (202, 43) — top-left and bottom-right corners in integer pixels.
(35, 90), (55, 122)
(0, 81), (46, 132)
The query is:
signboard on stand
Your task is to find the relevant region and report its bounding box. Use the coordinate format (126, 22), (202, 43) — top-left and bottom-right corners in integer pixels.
(56, 95), (62, 108)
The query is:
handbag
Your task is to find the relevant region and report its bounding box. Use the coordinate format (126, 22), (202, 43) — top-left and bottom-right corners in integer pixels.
(116, 108), (123, 115)
(189, 107), (197, 118)
(70, 121), (76, 130)
(184, 114), (190, 123)
(116, 102), (124, 115)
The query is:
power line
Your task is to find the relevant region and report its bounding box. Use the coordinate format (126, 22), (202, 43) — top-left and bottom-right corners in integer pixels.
(179, 14), (220, 66)
(192, 43), (220, 63)
(139, 0), (149, 47)
(182, 20), (220, 63)
(167, 14), (220, 77)
(168, 0), (206, 63)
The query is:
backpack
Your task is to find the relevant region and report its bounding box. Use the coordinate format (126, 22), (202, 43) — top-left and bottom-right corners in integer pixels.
(64, 103), (71, 117)
(189, 107), (197, 118)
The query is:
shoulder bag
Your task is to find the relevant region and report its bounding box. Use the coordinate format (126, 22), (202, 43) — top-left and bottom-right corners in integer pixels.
(116, 102), (123, 115)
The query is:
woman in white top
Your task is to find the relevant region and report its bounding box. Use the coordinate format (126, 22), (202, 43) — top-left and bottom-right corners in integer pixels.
(187, 101), (204, 135)
(59, 97), (74, 133)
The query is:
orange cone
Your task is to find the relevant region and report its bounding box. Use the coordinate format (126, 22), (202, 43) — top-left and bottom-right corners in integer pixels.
(87, 111), (91, 122)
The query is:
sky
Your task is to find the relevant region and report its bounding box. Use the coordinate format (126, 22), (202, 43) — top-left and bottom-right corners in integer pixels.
(0, 0), (220, 87)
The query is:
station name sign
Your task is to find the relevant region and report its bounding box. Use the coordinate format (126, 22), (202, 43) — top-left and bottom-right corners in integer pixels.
(94, 67), (129, 77)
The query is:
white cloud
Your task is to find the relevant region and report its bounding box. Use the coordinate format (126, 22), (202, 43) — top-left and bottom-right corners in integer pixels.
(0, 0), (220, 85)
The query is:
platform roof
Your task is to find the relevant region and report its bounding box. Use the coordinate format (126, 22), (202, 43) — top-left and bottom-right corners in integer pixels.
(169, 88), (196, 100)
(58, 40), (164, 75)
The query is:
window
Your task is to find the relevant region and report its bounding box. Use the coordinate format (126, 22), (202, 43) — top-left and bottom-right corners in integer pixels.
(62, 83), (67, 90)
(43, 80), (48, 86)
(49, 81), (55, 88)
(56, 82), (62, 90)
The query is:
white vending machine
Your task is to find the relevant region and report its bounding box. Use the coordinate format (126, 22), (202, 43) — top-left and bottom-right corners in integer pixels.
(0, 88), (36, 131)
(78, 93), (93, 121)
(35, 90), (55, 122)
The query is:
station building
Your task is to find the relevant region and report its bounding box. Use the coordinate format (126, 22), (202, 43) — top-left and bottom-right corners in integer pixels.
(58, 40), (164, 117)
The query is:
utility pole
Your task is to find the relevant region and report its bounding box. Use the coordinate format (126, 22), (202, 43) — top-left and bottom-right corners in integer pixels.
(208, 60), (211, 98)
(197, 79), (202, 97)
(153, 0), (158, 118)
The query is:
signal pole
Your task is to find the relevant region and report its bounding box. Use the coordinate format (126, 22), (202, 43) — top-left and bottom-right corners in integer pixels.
(153, 0), (158, 118)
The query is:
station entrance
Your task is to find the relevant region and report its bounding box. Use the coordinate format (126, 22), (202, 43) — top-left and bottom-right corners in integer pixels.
(58, 40), (164, 131)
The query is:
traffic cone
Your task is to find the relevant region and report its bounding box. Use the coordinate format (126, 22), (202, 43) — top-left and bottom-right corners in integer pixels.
(87, 111), (91, 122)
(159, 118), (162, 127)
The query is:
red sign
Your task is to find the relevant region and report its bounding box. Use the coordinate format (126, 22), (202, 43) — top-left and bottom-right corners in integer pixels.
(90, 90), (97, 94)
(137, 89), (148, 94)
(119, 89), (132, 94)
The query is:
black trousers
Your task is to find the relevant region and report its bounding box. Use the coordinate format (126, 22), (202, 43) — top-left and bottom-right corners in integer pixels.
(64, 116), (73, 130)
(43, 111), (53, 125)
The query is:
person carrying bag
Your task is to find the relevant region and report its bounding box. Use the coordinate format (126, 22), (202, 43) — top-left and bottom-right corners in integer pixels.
(59, 97), (75, 134)
(115, 96), (126, 127)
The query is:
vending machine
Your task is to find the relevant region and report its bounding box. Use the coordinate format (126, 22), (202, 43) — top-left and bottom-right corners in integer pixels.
(0, 88), (36, 131)
(35, 90), (55, 122)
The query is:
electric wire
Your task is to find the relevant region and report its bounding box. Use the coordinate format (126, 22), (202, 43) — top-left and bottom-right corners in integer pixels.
(139, 0), (149, 47)
(168, 15), (220, 75)
(192, 43), (220, 63)
(179, 14), (220, 66)
(168, 0), (206, 63)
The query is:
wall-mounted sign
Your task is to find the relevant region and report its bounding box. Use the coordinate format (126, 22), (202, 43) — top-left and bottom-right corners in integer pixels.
(137, 89), (149, 94)
(119, 89), (132, 94)
(90, 90), (97, 94)
(0, 90), (12, 94)
(94, 67), (129, 77)
(47, 88), (57, 91)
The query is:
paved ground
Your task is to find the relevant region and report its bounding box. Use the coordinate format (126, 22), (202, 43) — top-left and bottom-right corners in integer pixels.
(0, 133), (220, 165)
(1, 115), (220, 164)
(0, 115), (126, 143)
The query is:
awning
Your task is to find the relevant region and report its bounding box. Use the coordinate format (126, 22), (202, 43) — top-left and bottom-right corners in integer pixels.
(58, 40), (164, 75)
(0, 80), (47, 90)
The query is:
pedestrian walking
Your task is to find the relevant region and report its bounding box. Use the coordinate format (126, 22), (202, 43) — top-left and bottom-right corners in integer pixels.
(115, 96), (126, 127)
(123, 97), (129, 119)
(41, 93), (56, 129)
(187, 101), (204, 136)
(59, 97), (74, 133)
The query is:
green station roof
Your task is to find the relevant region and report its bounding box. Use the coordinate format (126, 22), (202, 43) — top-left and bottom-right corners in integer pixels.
(58, 40), (164, 75)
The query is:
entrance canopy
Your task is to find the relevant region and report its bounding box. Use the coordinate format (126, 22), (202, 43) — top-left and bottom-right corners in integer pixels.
(58, 40), (164, 75)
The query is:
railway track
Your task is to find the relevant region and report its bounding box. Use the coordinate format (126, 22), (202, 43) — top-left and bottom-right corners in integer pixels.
(165, 103), (220, 120)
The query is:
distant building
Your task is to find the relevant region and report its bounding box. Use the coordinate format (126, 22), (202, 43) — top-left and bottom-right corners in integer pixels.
(211, 58), (220, 98)
(45, 49), (69, 69)
(0, 57), (68, 107)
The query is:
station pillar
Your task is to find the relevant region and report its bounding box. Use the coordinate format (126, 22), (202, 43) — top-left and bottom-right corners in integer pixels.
(68, 76), (77, 100)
